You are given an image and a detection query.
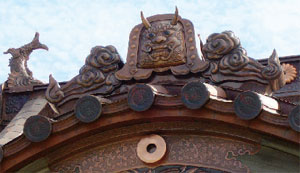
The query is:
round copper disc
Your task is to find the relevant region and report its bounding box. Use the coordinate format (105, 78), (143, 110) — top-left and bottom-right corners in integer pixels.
(137, 134), (166, 163)
(234, 91), (262, 120)
(128, 84), (155, 112)
(23, 115), (52, 142)
(181, 81), (209, 109)
(75, 95), (102, 123)
(289, 105), (300, 132)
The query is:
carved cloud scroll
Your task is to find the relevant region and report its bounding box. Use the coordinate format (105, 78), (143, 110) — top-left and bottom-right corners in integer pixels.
(46, 45), (122, 105)
(201, 31), (285, 92)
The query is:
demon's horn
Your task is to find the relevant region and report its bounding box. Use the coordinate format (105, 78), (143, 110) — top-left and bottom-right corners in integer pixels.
(171, 6), (179, 25)
(141, 11), (151, 29)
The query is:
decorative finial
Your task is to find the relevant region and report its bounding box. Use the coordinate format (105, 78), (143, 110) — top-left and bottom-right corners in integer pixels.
(4, 32), (48, 88)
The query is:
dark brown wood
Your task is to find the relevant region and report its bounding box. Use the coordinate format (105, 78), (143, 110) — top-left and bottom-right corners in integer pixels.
(123, 165), (227, 173)
(181, 81), (209, 109)
(0, 146), (3, 163)
(1, 107), (299, 172)
(49, 131), (259, 173)
(128, 84), (155, 112)
(288, 105), (300, 132)
(75, 95), (102, 123)
(23, 115), (52, 142)
(0, 86), (294, 168)
(234, 91), (262, 120)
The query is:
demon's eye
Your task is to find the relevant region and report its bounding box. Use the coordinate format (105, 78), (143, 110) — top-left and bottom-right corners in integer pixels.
(163, 30), (170, 35)
(148, 33), (155, 38)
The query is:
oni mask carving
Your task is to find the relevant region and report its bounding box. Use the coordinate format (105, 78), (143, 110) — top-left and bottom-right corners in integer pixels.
(115, 8), (209, 81)
(138, 20), (186, 68)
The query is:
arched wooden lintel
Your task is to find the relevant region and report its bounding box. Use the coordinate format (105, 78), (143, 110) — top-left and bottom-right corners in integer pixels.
(0, 105), (299, 172)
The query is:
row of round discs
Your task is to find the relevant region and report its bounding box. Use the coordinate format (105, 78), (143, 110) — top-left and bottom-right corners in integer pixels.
(19, 83), (299, 148)
(0, 83), (296, 164)
(127, 82), (210, 112)
(22, 95), (103, 144)
(127, 82), (300, 132)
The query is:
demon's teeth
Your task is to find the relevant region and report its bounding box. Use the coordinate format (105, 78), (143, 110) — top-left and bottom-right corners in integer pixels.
(152, 51), (168, 57)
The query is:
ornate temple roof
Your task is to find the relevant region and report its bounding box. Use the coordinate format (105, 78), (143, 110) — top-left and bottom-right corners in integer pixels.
(0, 8), (299, 172)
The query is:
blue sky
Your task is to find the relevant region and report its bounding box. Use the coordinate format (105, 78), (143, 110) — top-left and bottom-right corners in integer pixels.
(0, 0), (299, 83)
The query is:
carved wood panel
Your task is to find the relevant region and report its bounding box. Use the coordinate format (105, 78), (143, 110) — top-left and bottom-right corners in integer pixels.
(122, 165), (226, 173)
(50, 135), (259, 173)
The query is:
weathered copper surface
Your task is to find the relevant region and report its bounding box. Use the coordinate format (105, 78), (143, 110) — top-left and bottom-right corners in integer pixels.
(3, 32), (47, 88)
(128, 84), (155, 112)
(75, 95), (102, 123)
(181, 81), (209, 109)
(234, 91), (262, 120)
(288, 105), (300, 132)
(23, 115), (52, 142)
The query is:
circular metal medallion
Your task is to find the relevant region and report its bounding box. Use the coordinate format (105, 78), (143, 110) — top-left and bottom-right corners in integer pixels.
(181, 81), (209, 109)
(288, 105), (300, 132)
(234, 91), (262, 120)
(137, 134), (166, 163)
(75, 95), (102, 123)
(23, 115), (52, 142)
(128, 84), (154, 112)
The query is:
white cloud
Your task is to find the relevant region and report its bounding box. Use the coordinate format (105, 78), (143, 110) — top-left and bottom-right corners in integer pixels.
(0, 0), (299, 83)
